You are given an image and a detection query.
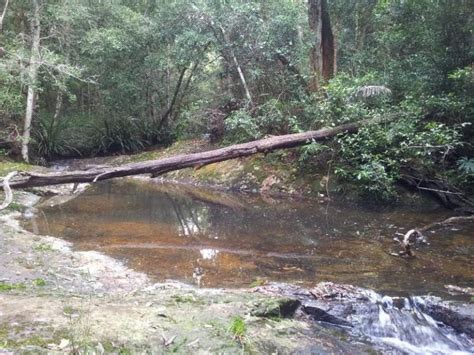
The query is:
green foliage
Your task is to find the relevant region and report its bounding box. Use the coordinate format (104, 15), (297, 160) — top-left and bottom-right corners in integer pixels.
(0, 282), (25, 292)
(225, 110), (261, 143)
(33, 278), (46, 287)
(229, 316), (246, 341)
(0, 0), (472, 200)
(334, 113), (461, 200)
(33, 116), (80, 160)
(93, 118), (145, 155)
(458, 158), (474, 175)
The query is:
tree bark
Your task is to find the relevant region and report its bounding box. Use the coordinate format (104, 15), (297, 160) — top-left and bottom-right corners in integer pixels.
(308, 0), (335, 92)
(21, 0), (41, 163)
(4, 118), (382, 189)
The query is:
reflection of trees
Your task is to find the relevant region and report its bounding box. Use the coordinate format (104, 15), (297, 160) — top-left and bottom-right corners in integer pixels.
(164, 192), (209, 237)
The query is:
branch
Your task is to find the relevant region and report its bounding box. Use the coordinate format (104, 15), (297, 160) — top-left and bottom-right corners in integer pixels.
(0, 170), (17, 210)
(0, 0), (9, 32)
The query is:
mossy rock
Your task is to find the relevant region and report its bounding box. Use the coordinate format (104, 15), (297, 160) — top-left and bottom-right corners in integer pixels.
(251, 298), (300, 319)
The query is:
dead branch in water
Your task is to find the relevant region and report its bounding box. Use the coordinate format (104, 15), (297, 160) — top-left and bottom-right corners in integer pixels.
(392, 215), (473, 258)
(419, 215), (474, 232)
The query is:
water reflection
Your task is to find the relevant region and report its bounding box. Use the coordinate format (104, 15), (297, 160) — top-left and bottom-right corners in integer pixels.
(23, 180), (474, 296)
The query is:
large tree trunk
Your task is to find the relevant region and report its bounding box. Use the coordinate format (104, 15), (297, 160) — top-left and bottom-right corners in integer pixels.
(308, 0), (335, 92)
(21, 0), (41, 163)
(4, 118), (382, 189)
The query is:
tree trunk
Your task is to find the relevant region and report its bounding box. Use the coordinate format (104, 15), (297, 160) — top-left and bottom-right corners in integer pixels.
(52, 90), (63, 123)
(4, 117), (383, 189)
(157, 67), (187, 130)
(21, 0), (41, 163)
(213, 24), (253, 104)
(308, 0), (335, 92)
(0, 0), (9, 32)
(321, 0), (335, 81)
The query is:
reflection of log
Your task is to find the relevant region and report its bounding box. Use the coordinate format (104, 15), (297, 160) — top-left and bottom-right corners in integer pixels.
(2, 118), (381, 189)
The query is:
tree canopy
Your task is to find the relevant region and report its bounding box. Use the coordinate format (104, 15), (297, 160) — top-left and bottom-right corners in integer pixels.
(0, 0), (472, 199)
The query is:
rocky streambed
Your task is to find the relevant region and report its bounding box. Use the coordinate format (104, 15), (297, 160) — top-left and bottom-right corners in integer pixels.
(0, 184), (473, 354)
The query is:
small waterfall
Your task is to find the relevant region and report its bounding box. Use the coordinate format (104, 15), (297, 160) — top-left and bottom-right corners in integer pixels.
(355, 290), (474, 354)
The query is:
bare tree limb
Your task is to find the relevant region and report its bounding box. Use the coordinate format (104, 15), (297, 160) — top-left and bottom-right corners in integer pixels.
(0, 171), (17, 210)
(0, 0), (9, 32)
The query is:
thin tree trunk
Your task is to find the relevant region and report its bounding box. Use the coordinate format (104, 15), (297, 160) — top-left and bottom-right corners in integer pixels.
(4, 117), (384, 189)
(0, 0), (9, 32)
(232, 53), (252, 104)
(157, 67), (187, 130)
(216, 25), (253, 104)
(21, 0), (41, 162)
(52, 90), (63, 123)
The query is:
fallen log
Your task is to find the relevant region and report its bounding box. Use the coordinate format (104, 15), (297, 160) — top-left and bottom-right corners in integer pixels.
(2, 118), (380, 189)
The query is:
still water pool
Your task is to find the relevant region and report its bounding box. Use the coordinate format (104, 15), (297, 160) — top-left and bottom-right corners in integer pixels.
(23, 180), (473, 296)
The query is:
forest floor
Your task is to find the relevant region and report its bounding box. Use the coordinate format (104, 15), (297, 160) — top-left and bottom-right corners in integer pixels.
(0, 187), (371, 354)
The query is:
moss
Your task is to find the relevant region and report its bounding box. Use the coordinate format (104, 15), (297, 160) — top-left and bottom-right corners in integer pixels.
(0, 282), (26, 292)
(4, 202), (24, 212)
(249, 278), (267, 288)
(0, 324), (62, 350)
(33, 243), (54, 252)
(33, 278), (47, 287)
(251, 298), (300, 319)
(171, 294), (198, 304)
(0, 161), (33, 176)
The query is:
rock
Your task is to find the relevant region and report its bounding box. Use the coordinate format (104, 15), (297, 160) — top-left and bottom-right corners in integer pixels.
(251, 297), (301, 318)
(301, 303), (352, 327)
(418, 297), (474, 338)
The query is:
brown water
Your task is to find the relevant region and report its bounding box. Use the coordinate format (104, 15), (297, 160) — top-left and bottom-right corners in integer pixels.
(23, 180), (474, 296)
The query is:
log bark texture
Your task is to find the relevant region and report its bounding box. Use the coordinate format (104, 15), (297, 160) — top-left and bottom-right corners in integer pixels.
(3, 118), (378, 189)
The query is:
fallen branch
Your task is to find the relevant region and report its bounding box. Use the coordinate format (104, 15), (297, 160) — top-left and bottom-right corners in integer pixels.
(0, 171), (17, 210)
(392, 215), (473, 258)
(419, 215), (474, 233)
(1, 118), (382, 189)
(399, 173), (474, 212)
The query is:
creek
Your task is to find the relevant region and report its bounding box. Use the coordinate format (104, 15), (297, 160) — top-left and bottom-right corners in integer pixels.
(22, 179), (473, 295)
(21, 179), (474, 354)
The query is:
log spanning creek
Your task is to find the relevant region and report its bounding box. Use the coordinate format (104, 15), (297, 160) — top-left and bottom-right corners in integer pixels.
(22, 179), (473, 298)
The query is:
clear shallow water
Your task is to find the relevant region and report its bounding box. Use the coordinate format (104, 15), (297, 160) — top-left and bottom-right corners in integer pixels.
(23, 180), (474, 296)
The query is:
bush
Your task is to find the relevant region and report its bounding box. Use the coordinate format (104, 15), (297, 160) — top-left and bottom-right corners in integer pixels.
(225, 109), (261, 143)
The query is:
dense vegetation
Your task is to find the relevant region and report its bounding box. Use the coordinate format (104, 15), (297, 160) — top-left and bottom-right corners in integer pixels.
(0, 0), (472, 199)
